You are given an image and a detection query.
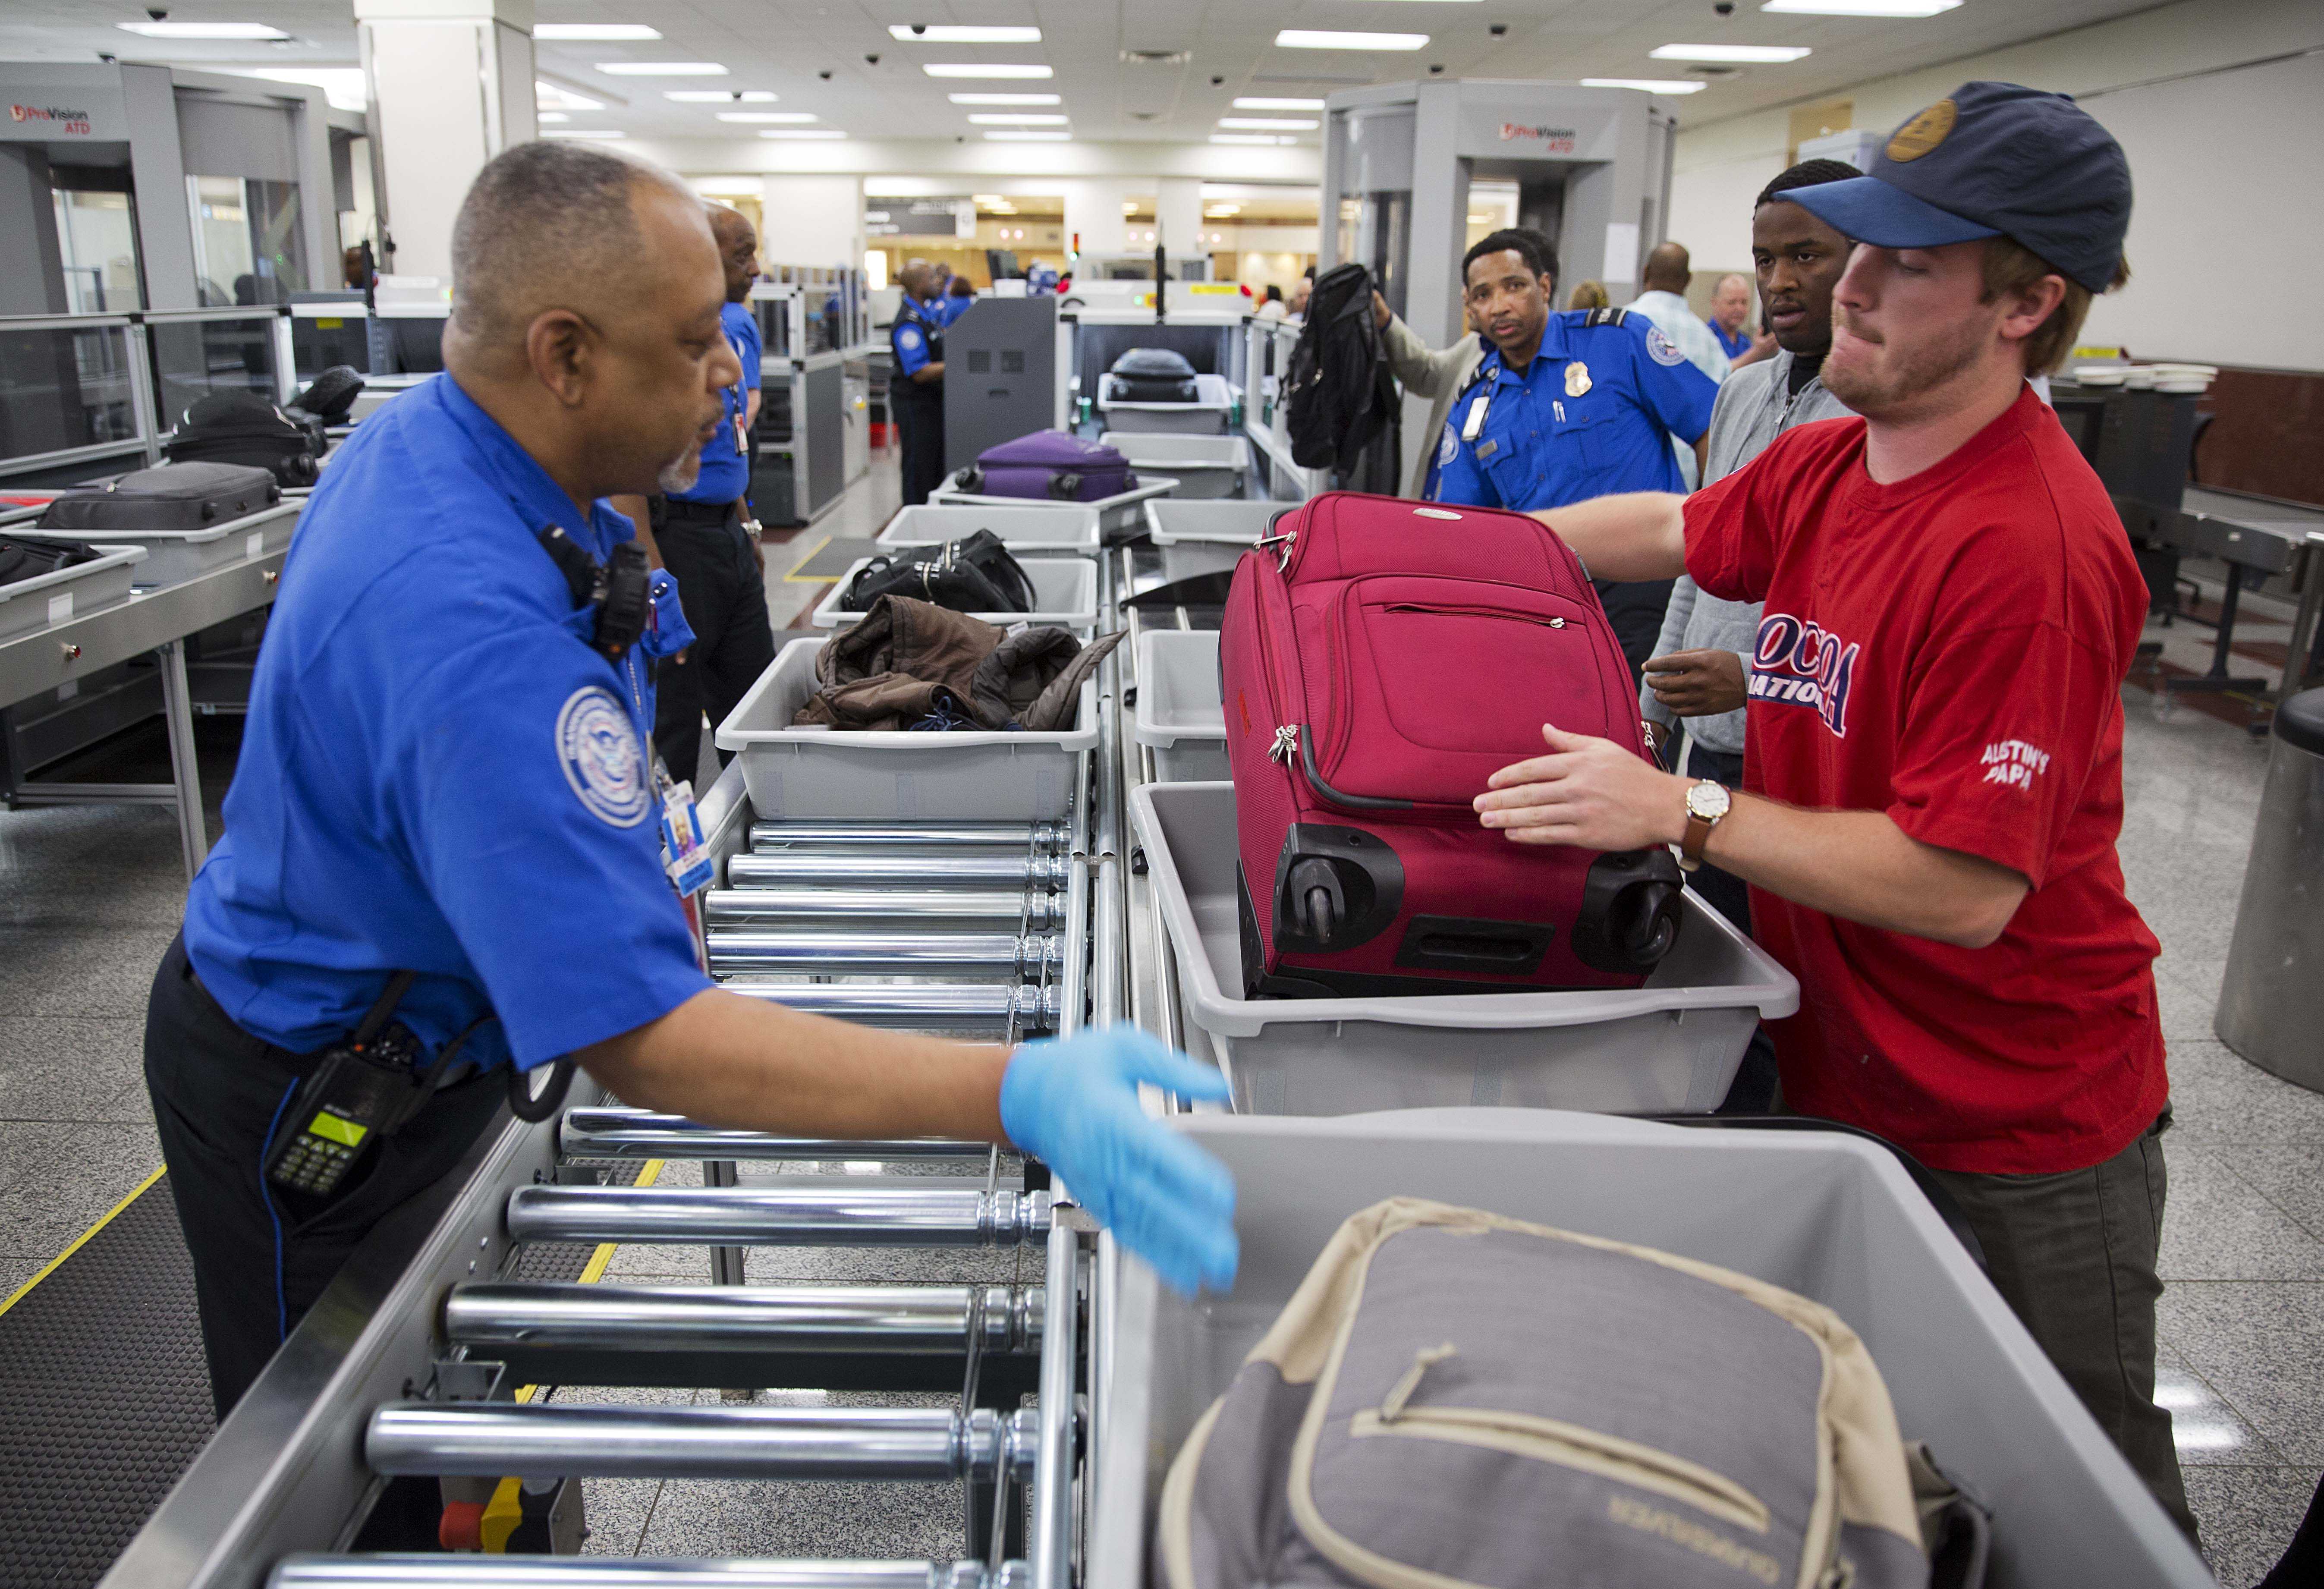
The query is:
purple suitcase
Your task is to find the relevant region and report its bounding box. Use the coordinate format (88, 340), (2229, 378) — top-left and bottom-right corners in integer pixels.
(956, 430), (1135, 503)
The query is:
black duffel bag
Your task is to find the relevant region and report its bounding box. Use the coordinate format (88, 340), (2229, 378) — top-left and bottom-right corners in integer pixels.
(841, 529), (1034, 615)
(291, 365), (366, 426)
(0, 533), (101, 589)
(165, 390), (321, 487)
(40, 462), (281, 533)
(1109, 346), (1199, 403)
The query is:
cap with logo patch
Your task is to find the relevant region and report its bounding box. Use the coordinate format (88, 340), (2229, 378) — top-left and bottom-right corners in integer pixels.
(1781, 80), (2131, 292)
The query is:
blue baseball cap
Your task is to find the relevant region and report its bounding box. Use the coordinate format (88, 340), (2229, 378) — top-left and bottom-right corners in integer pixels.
(1783, 81), (2131, 292)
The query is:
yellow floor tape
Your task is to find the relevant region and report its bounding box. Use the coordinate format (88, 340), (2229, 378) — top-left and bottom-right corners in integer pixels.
(512, 1156), (663, 1405)
(0, 1162), (167, 1320)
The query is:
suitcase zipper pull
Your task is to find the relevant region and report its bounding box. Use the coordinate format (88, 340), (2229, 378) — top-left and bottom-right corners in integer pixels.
(1268, 724), (1299, 765)
(1254, 529), (1296, 571)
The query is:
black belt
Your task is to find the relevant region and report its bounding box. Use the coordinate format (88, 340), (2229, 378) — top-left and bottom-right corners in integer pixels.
(660, 496), (739, 525)
(179, 951), (483, 1088)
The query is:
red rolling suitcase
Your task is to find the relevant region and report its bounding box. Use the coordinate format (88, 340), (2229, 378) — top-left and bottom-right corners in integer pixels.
(1219, 491), (1683, 998)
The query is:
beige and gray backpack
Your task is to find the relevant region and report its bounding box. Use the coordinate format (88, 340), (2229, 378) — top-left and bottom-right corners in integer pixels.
(1156, 1198), (1948, 1589)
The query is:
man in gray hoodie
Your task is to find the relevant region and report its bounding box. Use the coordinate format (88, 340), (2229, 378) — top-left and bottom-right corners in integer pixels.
(1638, 159), (1859, 1112)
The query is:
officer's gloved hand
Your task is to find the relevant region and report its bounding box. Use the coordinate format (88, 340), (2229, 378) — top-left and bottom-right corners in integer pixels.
(998, 1029), (1237, 1296)
(641, 568), (695, 661)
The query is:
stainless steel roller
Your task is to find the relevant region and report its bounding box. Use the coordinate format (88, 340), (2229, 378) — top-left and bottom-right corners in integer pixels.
(443, 1282), (1042, 1355)
(703, 888), (1065, 930)
(749, 821), (1068, 853)
(558, 1106), (991, 1162)
(725, 981), (1061, 1032)
(365, 1402), (1039, 1482)
(270, 1560), (1025, 1588)
(706, 930), (1064, 980)
(726, 852), (1076, 892)
(505, 1183), (1052, 1248)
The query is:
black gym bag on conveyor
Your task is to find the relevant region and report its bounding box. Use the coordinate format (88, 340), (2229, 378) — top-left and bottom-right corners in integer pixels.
(39, 463), (282, 533)
(1109, 347), (1200, 403)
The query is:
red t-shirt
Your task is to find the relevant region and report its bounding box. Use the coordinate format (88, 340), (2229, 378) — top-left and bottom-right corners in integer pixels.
(1683, 385), (2167, 1174)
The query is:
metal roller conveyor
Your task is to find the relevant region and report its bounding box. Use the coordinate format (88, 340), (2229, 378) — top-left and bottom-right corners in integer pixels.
(559, 1106), (991, 1162)
(443, 1282), (1042, 1355)
(726, 851), (1077, 892)
(748, 821), (1069, 853)
(270, 1559), (1027, 1588)
(364, 1402), (1039, 1482)
(726, 981), (1062, 1032)
(504, 1183), (1052, 1248)
(706, 929), (1065, 980)
(702, 888), (1066, 930)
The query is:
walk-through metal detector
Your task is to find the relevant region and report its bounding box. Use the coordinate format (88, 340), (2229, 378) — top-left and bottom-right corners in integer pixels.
(1319, 80), (1680, 489)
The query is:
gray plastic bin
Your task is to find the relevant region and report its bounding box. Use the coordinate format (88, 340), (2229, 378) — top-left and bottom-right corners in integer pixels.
(1132, 781), (1798, 1114)
(1097, 372), (1233, 436)
(1097, 431), (1251, 499)
(1142, 498), (1286, 581)
(0, 543), (146, 641)
(809, 555), (1098, 632)
(715, 637), (1096, 820)
(1086, 1108), (2212, 1589)
(31, 500), (300, 589)
(876, 501), (1101, 554)
(1132, 630), (1226, 783)
(929, 477), (1176, 542)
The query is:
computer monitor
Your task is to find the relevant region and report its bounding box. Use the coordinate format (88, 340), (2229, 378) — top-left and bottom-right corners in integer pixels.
(985, 249), (1020, 282)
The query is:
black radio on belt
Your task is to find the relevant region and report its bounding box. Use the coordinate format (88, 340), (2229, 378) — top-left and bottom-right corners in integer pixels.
(264, 972), (467, 1197)
(538, 526), (650, 660)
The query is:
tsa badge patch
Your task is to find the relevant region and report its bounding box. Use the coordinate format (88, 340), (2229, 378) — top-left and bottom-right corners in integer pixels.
(897, 327), (922, 351)
(1645, 325), (1686, 367)
(556, 686), (651, 828)
(1436, 423), (1459, 466)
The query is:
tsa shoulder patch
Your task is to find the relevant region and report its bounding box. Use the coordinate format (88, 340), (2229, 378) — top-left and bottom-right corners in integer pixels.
(1644, 324), (1686, 367)
(1436, 422), (1459, 466)
(555, 686), (652, 828)
(897, 327), (922, 350)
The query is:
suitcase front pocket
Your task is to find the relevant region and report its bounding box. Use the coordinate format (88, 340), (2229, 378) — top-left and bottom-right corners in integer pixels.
(1315, 577), (1617, 809)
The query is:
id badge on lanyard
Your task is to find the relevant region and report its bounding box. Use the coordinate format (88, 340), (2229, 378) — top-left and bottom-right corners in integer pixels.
(658, 771), (714, 898)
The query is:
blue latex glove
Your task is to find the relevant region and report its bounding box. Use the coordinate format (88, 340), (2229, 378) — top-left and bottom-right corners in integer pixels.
(999, 1028), (1238, 1296)
(640, 567), (696, 660)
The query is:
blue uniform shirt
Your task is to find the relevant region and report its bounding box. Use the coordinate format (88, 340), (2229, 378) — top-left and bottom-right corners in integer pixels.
(890, 297), (941, 378)
(182, 373), (713, 1072)
(1711, 320), (1754, 362)
(936, 292), (974, 327)
(1427, 310), (1719, 511)
(671, 299), (760, 504)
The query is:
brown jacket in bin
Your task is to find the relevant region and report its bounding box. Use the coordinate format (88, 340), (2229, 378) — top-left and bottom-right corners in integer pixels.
(793, 594), (1121, 732)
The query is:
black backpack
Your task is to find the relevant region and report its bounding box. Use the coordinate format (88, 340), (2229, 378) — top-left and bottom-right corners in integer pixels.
(0, 533), (101, 589)
(165, 390), (321, 488)
(291, 365), (366, 426)
(1110, 346), (1199, 403)
(1285, 262), (1399, 473)
(841, 529), (1034, 615)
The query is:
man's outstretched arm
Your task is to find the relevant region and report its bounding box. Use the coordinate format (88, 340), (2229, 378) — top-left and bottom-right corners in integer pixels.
(1531, 493), (1689, 583)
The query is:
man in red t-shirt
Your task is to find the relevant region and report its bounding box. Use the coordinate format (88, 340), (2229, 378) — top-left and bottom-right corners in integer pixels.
(1477, 83), (2196, 1539)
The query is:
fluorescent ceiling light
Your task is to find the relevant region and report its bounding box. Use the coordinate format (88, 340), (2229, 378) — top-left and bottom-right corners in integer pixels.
(695, 177), (764, 195)
(545, 129), (627, 139)
(1275, 29), (1429, 50)
(887, 25), (1041, 43)
(1582, 77), (1709, 94)
(984, 130), (1071, 142)
(969, 113), (1068, 125)
(1122, 201), (1139, 213)
(1205, 205), (1241, 216)
(595, 61), (729, 76)
(924, 63), (1054, 79)
(116, 20), (288, 38)
(948, 92), (1061, 105)
(1763, 0), (1958, 12)
(1220, 117), (1318, 130)
(1234, 96), (1324, 109)
(972, 194), (1008, 203)
(536, 82), (604, 111)
(228, 68), (368, 110)
(1211, 133), (1296, 145)
(537, 110), (570, 122)
(1650, 43), (1812, 61)
(718, 111), (818, 123)
(760, 129), (848, 140)
(667, 89), (778, 101)
(535, 23), (662, 40)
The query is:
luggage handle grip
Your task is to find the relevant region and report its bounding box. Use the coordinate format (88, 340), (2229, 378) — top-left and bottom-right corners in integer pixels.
(1296, 728), (1413, 812)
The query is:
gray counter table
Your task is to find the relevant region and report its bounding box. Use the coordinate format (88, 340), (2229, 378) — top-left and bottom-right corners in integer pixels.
(2132, 487), (2324, 710)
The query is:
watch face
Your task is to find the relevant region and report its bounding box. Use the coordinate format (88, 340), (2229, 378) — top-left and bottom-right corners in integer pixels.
(1688, 781), (1733, 820)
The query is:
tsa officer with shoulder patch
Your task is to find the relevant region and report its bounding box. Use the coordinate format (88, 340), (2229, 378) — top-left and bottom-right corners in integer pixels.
(889, 260), (950, 504)
(1427, 228), (1719, 677)
(142, 143), (1238, 1420)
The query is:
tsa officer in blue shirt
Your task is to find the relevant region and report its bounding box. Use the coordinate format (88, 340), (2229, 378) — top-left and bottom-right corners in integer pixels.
(142, 142), (1237, 1417)
(889, 260), (950, 504)
(619, 203), (777, 783)
(1427, 229), (1719, 675)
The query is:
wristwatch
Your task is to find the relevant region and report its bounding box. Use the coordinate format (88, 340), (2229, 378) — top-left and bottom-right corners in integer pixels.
(740, 518), (765, 537)
(1679, 780), (1732, 873)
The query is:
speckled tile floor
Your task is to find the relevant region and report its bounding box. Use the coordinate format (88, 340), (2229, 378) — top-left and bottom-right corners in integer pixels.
(1, 463), (2319, 1580)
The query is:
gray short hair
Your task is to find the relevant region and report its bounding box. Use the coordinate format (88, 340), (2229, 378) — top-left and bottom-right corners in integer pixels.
(450, 139), (692, 346)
